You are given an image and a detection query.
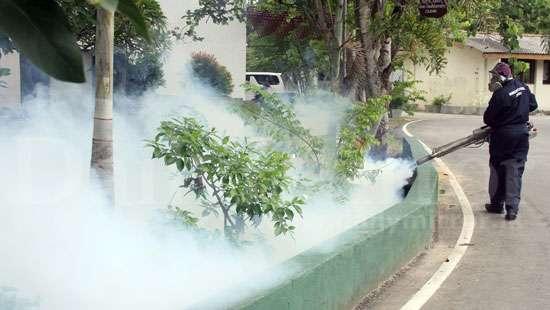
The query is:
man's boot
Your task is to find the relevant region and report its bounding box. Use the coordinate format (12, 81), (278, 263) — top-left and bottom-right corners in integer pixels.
(485, 203), (504, 214)
(505, 205), (518, 221)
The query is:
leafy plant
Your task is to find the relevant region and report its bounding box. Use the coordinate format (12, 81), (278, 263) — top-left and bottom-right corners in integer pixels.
(190, 52), (234, 96)
(171, 206), (199, 228)
(432, 94), (452, 107)
(234, 84), (324, 170)
(148, 117), (304, 240)
(389, 80), (425, 115)
(114, 50), (165, 96)
(336, 96), (388, 179)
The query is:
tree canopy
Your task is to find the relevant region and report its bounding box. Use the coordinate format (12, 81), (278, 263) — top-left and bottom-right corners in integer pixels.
(184, 0), (550, 98)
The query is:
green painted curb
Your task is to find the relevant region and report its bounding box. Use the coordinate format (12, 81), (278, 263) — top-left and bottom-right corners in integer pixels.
(232, 136), (438, 310)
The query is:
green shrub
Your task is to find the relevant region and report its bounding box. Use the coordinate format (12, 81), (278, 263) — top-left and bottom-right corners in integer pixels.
(190, 52), (234, 96)
(432, 94), (452, 107)
(148, 117), (304, 239)
(336, 96), (388, 179)
(389, 80), (425, 115)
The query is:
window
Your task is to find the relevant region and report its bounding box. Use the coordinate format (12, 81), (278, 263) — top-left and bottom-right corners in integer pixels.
(251, 74), (280, 86)
(501, 58), (536, 84)
(543, 61), (550, 84)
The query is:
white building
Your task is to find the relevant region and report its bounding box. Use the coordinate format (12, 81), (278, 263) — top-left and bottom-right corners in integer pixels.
(0, 2), (246, 107)
(408, 33), (550, 114)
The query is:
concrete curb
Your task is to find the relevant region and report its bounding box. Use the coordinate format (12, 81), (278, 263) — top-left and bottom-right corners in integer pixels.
(233, 137), (438, 310)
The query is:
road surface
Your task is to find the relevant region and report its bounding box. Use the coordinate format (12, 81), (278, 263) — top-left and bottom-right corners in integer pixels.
(408, 113), (550, 310)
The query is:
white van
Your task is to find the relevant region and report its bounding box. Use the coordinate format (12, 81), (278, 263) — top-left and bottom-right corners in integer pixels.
(245, 72), (296, 101)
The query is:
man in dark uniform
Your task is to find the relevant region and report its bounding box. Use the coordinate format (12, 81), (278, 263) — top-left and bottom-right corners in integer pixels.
(484, 62), (538, 221)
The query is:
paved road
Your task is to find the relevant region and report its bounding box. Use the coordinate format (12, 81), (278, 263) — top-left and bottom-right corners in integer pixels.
(408, 113), (550, 310)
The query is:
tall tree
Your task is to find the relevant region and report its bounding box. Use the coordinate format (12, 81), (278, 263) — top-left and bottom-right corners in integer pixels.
(87, 0), (153, 201)
(60, 0), (169, 95)
(0, 0), (152, 203)
(183, 0), (484, 98)
(91, 7), (115, 201)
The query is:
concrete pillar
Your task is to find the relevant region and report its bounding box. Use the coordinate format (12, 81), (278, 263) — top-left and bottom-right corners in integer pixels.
(534, 60), (544, 95)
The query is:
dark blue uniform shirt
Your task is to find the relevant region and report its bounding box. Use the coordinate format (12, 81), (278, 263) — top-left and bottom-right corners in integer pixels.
(483, 79), (538, 164)
(484, 79), (538, 128)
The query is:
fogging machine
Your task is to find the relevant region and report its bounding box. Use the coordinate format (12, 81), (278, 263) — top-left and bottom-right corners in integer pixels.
(416, 123), (538, 166)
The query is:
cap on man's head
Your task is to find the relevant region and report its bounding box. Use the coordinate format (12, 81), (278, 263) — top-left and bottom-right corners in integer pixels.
(490, 62), (513, 78)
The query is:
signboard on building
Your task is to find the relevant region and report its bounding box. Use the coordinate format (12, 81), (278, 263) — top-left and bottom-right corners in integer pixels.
(419, 0), (448, 18)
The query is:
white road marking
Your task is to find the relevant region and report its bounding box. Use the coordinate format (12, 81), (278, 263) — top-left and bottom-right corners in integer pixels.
(400, 120), (476, 310)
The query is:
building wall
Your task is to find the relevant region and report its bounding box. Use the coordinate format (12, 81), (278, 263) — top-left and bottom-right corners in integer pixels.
(408, 45), (499, 113)
(532, 60), (550, 111)
(0, 52), (21, 107)
(409, 45), (550, 113)
(156, 0), (247, 98)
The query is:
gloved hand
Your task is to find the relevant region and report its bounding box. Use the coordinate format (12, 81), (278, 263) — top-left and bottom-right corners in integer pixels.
(488, 75), (503, 92)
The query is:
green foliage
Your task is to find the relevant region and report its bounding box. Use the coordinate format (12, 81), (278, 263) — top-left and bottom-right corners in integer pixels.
(506, 58), (531, 78)
(148, 117), (304, 239)
(171, 206), (199, 228)
(432, 94), (452, 107)
(379, 0), (477, 74)
(389, 80), (425, 115)
(0, 0), (152, 83)
(492, 0), (549, 50)
(88, 0), (152, 41)
(61, 0), (165, 56)
(191, 52), (234, 96)
(244, 3), (331, 93)
(247, 32), (329, 93)
(336, 96), (388, 179)
(463, 0), (550, 52)
(114, 0), (151, 41)
(61, 0), (169, 94)
(235, 84), (324, 168)
(114, 50), (165, 96)
(184, 0), (502, 98)
(177, 0), (247, 41)
(463, 1), (550, 76)
(0, 0), (85, 82)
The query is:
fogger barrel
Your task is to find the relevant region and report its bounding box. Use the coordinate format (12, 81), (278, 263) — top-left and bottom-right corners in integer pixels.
(416, 127), (491, 166)
(415, 124), (538, 166)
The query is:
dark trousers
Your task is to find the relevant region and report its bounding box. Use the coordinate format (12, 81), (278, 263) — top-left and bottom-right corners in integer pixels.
(489, 159), (526, 214)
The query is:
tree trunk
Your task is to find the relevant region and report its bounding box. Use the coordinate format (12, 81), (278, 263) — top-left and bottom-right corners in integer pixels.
(355, 0), (390, 98)
(91, 8), (115, 203)
(353, 0), (394, 158)
(311, 0), (342, 93)
(332, 0), (346, 91)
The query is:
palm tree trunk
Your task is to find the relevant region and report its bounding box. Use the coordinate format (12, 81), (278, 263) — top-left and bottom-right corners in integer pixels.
(91, 8), (114, 203)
